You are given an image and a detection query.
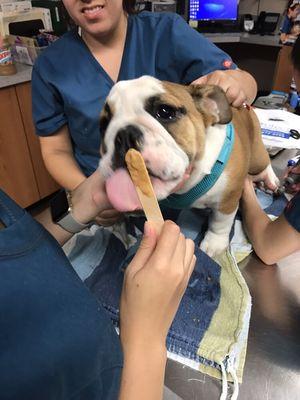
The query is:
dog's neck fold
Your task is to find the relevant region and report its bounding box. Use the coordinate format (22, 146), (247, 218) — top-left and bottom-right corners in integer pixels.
(176, 124), (228, 194)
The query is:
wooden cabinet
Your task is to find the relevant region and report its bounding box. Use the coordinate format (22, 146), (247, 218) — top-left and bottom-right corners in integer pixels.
(0, 82), (59, 208)
(16, 82), (59, 200)
(272, 45), (294, 93)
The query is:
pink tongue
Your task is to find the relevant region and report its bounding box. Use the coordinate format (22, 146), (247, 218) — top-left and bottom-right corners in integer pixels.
(105, 169), (142, 212)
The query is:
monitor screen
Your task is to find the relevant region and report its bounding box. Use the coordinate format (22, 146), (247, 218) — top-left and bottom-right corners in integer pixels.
(189, 0), (238, 22)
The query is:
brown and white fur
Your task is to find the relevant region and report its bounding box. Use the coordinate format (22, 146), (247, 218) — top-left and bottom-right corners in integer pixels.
(99, 76), (279, 257)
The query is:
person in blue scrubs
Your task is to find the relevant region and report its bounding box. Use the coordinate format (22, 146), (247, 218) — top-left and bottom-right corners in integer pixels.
(241, 36), (300, 266)
(32, 0), (257, 226)
(280, 0), (300, 43)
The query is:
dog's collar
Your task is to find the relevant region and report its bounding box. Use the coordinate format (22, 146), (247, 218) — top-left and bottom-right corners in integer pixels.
(159, 123), (235, 209)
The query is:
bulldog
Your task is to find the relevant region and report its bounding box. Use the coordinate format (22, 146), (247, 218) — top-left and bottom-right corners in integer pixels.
(99, 76), (278, 257)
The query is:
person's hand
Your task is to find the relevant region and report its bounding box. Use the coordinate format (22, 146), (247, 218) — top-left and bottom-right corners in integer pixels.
(192, 70), (247, 107)
(70, 169), (116, 225)
(248, 168), (279, 192)
(94, 209), (123, 227)
(283, 163), (300, 194)
(120, 221), (196, 355)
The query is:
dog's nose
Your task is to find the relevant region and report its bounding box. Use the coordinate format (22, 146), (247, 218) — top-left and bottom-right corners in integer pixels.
(113, 125), (144, 168)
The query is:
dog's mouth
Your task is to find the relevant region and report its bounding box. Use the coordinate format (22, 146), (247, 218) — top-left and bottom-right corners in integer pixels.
(105, 166), (191, 212)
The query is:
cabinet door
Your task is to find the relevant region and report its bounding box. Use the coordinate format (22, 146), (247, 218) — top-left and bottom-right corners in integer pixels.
(15, 82), (60, 199)
(272, 45), (294, 93)
(0, 86), (39, 208)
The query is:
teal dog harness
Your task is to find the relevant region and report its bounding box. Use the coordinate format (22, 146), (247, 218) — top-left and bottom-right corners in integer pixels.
(159, 123), (235, 209)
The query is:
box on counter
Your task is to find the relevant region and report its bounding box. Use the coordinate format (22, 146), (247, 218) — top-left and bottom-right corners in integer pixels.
(7, 33), (56, 65)
(0, 1), (32, 13)
(31, 0), (69, 36)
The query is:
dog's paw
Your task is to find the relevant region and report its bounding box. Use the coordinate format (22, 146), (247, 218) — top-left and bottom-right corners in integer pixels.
(200, 231), (229, 258)
(252, 164), (280, 191)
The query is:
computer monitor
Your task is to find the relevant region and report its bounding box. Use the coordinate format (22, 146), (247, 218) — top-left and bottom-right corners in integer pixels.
(189, 0), (239, 31)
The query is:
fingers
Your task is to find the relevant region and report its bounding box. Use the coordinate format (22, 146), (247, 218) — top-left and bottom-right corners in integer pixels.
(127, 221), (158, 275)
(192, 76), (207, 85)
(191, 71), (246, 107)
(172, 233), (186, 269)
(129, 220), (196, 286)
(187, 255), (197, 281)
(94, 216), (121, 227)
(183, 238), (195, 271)
(94, 209), (122, 226)
(230, 88), (247, 107)
(157, 225), (195, 282)
(91, 170), (112, 210)
(97, 209), (122, 219)
(154, 220), (181, 261)
(263, 176), (278, 191)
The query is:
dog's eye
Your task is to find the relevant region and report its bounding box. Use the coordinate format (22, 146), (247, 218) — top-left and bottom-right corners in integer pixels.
(154, 104), (186, 122)
(155, 104), (178, 121)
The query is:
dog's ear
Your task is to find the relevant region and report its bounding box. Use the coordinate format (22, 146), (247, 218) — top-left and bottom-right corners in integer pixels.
(188, 84), (232, 125)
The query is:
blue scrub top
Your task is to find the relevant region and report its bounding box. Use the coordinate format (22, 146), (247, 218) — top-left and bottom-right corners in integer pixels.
(32, 11), (237, 177)
(280, 15), (293, 34)
(284, 191), (300, 232)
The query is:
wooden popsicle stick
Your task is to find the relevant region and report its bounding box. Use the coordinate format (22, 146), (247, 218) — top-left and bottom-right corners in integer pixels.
(125, 149), (164, 233)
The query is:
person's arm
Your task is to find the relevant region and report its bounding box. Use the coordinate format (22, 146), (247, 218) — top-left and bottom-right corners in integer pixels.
(39, 125), (86, 191)
(192, 69), (257, 107)
(164, 14), (256, 107)
(36, 170), (196, 399)
(280, 32), (288, 43)
(119, 221), (196, 400)
(35, 169), (111, 245)
(280, 15), (292, 43)
(32, 64), (85, 191)
(241, 178), (300, 265)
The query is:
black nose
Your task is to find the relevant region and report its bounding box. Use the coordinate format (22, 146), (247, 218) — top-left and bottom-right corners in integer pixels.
(113, 125), (144, 169)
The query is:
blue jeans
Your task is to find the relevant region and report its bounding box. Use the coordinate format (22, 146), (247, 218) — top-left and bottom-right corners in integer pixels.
(0, 189), (122, 400)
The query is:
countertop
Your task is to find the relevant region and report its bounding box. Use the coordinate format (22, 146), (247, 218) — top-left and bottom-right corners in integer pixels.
(204, 32), (282, 47)
(0, 63), (32, 89)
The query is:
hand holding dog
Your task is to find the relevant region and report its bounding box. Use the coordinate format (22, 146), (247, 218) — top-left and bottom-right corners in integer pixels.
(192, 69), (257, 107)
(71, 169), (116, 226)
(70, 169), (122, 227)
(94, 209), (123, 227)
(283, 163), (300, 194)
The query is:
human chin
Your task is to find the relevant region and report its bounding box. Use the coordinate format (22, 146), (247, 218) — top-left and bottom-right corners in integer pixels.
(83, 21), (118, 39)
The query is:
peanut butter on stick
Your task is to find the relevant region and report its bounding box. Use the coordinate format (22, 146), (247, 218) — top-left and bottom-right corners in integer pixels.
(125, 149), (164, 231)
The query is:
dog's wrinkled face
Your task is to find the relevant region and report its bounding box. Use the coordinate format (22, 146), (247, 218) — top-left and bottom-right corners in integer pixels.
(99, 76), (232, 212)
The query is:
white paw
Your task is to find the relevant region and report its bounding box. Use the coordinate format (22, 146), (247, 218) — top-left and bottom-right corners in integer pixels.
(252, 164), (280, 191)
(200, 230), (229, 258)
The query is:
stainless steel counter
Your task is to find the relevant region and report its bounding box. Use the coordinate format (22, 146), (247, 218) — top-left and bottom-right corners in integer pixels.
(164, 250), (300, 400)
(0, 63), (32, 89)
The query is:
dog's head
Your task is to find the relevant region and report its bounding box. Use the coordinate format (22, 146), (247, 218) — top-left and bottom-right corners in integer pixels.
(99, 76), (232, 211)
